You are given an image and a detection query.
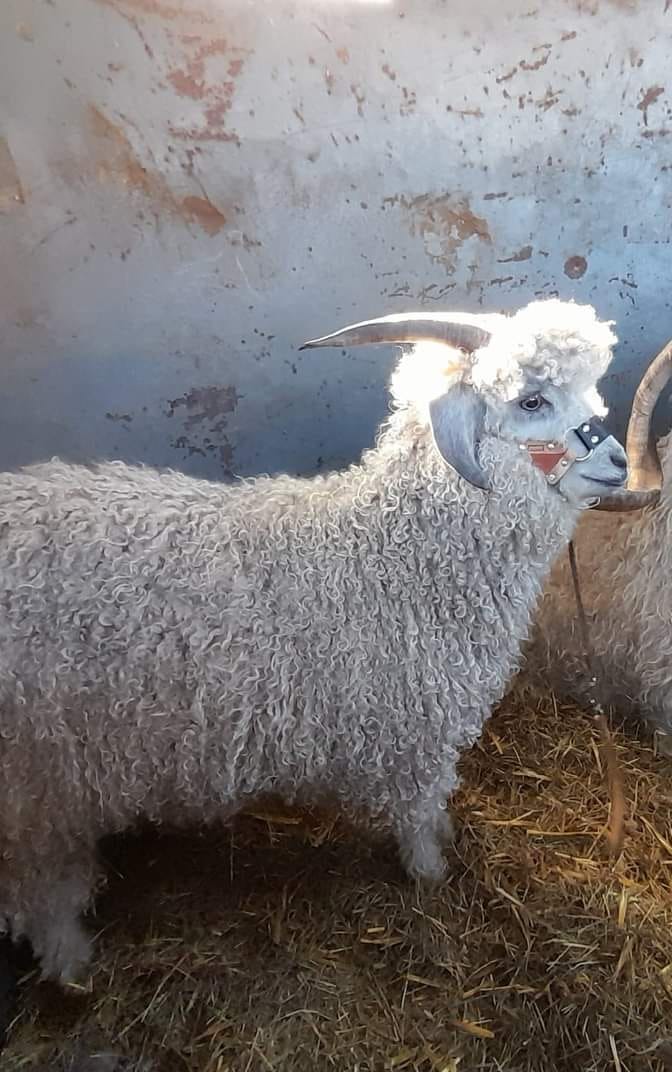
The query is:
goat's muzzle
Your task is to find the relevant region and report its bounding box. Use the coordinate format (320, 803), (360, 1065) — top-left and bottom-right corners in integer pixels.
(523, 415), (613, 505)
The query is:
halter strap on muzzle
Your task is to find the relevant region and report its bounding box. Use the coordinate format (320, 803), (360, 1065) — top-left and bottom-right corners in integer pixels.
(521, 415), (609, 488)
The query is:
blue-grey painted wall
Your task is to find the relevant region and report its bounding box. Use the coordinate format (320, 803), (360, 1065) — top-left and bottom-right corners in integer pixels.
(1, 0), (671, 480)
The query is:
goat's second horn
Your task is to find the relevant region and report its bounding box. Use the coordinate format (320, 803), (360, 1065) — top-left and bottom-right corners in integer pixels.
(595, 337), (672, 512)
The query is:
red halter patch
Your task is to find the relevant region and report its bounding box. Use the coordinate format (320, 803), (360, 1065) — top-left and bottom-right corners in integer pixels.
(521, 417), (608, 492)
(524, 442), (570, 475)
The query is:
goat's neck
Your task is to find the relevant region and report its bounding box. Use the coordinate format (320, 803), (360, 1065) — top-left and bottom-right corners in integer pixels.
(360, 421), (578, 574)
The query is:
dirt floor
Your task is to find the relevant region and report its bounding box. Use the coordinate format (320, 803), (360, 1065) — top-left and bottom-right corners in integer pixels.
(3, 694), (672, 1072)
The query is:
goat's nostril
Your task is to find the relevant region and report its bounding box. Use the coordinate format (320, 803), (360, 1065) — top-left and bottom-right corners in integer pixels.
(610, 451), (628, 471)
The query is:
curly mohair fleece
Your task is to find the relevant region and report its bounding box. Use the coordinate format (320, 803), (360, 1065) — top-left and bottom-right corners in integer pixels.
(517, 432), (672, 741)
(0, 300), (615, 982)
(393, 299), (613, 414)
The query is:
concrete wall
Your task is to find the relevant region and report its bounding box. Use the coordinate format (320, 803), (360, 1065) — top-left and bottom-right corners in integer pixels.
(1, 0), (671, 480)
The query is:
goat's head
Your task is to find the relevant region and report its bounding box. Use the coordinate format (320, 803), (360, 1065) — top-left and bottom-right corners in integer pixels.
(301, 298), (627, 511)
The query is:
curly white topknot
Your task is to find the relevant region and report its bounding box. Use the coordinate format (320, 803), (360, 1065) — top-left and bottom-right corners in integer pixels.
(390, 299), (616, 416)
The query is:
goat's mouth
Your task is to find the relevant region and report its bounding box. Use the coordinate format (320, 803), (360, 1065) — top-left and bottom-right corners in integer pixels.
(584, 475), (628, 488)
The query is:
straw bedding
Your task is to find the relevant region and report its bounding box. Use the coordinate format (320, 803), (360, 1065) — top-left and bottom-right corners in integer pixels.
(3, 694), (672, 1072)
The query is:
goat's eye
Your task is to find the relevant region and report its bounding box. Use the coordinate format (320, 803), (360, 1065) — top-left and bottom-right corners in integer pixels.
(520, 394), (544, 412)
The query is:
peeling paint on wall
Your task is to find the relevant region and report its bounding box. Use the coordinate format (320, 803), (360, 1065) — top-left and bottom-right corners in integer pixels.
(383, 193), (492, 272)
(499, 245), (534, 263)
(167, 386), (239, 475)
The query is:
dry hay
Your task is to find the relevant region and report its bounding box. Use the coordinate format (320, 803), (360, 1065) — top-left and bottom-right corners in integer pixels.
(3, 695), (672, 1072)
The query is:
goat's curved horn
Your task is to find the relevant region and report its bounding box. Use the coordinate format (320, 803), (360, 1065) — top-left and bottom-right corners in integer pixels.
(625, 338), (672, 490)
(593, 488), (661, 512)
(299, 314), (492, 354)
(594, 338), (672, 512)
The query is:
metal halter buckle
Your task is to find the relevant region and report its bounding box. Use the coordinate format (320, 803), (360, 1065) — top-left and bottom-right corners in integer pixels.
(573, 415), (609, 456)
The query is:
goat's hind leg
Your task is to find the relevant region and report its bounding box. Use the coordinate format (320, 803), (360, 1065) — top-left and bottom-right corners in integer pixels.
(1, 844), (99, 985)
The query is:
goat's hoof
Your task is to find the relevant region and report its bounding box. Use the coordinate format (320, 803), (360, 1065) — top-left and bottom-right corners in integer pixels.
(402, 846), (448, 884)
(37, 923), (93, 988)
(412, 859), (448, 884)
(654, 730), (672, 758)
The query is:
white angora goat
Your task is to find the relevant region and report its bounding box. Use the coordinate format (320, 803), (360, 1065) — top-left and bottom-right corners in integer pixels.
(0, 299), (627, 983)
(518, 339), (672, 750)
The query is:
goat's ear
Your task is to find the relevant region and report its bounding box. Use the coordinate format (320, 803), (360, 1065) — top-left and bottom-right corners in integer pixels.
(429, 384), (489, 490)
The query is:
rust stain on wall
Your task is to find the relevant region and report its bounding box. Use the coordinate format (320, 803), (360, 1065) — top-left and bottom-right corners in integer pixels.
(520, 49), (551, 72)
(180, 194), (226, 235)
(168, 68), (204, 99)
(637, 85), (664, 126)
(536, 87), (563, 110)
(89, 104), (158, 196)
(499, 245), (533, 262)
(168, 38), (229, 99)
(0, 138), (25, 213)
(446, 105), (484, 118)
(67, 106), (228, 237)
(168, 35), (249, 144)
(564, 254), (588, 278)
(384, 193), (492, 271)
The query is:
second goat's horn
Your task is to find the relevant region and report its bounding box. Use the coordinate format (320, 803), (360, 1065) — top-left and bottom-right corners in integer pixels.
(595, 337), (672, 512)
